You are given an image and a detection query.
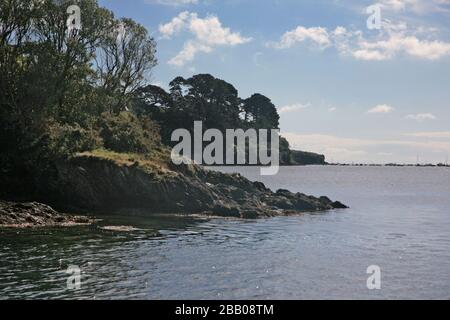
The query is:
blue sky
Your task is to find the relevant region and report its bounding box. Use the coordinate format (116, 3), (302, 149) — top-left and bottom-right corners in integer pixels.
(99, 0), (450, 164)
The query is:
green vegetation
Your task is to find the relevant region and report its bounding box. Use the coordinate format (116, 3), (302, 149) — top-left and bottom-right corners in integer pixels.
(132, 74), (325, 165)
(133, 75), (280, 144)
(0, 0), (159, 195)
(0, 0), (324, 199)
(76, 147), (172, 173)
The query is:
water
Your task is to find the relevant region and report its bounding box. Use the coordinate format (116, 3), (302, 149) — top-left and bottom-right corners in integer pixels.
(1, 166), (449, 300)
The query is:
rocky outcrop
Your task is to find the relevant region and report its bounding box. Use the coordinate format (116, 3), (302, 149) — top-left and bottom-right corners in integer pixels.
(287, 150), (326, 165)
(0, 201), (93, 228)
(45, 154), (347, 218)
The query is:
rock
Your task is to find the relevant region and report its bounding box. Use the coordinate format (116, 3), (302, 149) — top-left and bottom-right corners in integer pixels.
(332, 201), (348, 209)
(14, 203), (34, 210)
(0, 200), (94, 228)
(319, 196), (333, 203)
(253, 182), (268, 192)
(16, 154), (348, 220)
(267, 197), (295, 210)
(276, 189), (291, 195)
(212, 204), (241, 217)
(241, 210), (259, 219)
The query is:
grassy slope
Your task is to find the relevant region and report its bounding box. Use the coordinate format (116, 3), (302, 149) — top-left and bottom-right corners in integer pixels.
(75, 148), (175, 174)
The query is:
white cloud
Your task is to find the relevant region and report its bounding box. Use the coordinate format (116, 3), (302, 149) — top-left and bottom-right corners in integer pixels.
(279, 103), (310, 114)
(354, 35), (450, 61)
(352, 49), (390, 61)
(270, 22), (450, 61)
(159, 12), (252, 66)
(379, 0), (423, 12)
(368, 104), (395, 113)
(406, 113), (437, 121)
(145, 0), (198, 6)
(328, 107), (337, 112)
(268, 26), (331, 49)
(159, 11), (191, 38)
(168, 40), (212, 67)
(342, 18), (450, 60)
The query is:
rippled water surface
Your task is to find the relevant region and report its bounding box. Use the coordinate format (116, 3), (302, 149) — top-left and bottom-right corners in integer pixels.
(1, 166), (449, 299)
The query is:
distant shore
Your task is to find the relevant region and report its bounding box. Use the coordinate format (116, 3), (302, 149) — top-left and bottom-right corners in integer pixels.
(325, 163), (450, 168)
(209, 163), (450, 168)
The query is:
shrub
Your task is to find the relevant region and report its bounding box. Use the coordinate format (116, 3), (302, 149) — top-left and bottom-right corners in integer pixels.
(98, 112), (160, 154)
(47, 122), (102, 157)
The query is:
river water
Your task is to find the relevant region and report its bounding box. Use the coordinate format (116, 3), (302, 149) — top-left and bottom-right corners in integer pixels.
(1, 166), (449, 299)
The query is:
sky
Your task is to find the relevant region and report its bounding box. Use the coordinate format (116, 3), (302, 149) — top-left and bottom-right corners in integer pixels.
(98, 0), (450, 164)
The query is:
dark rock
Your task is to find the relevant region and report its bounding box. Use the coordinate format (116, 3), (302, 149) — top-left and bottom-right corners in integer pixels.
(276, 189), (291, 195)
(253, 181), (268, 192)
(332, 201), (349, 209)
(212, 204), (241, 217)
(0, 200), (94, 228)
(17, 154), (348, 219)
(241, 210), (259, 219)
(319, 196), (332, 204)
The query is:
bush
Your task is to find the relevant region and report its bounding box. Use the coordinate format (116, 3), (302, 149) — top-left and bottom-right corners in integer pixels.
(98, 112), (160, 154)
(47, 122), (102, 157)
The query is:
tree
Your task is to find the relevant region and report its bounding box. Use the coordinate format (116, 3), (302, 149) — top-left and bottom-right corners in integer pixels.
(133, 84), (173, 118)
(0, 0), (159, 195)
(132, 84), (174, 143)
(242, 93), (280, 129)
(169, 74), (242, 131)
(96, 18), (157, 113)
(129, 74), (326, 166)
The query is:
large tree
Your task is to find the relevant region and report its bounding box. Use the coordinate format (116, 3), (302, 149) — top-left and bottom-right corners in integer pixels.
(169, 74), (242, 131)
(0, 0), (158, 192)
(96, 18), (157, 114)
(242, 93), (280, 129)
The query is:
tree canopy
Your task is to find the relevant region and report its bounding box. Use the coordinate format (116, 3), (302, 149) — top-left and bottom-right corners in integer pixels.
(0, 0), (159, 191)
(133, 74), (281, 144)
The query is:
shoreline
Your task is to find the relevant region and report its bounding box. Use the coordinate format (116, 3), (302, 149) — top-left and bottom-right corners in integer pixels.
(4, 161), (445, 229)
(1, 151), (349, 228)
(326, 163), (450, 167)
(0, 201), (95, 229)
(207, 163), (450, 168)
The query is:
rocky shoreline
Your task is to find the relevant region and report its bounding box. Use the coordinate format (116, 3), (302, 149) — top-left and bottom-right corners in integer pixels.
(1, 151), (348, 228)
(47, 152), (347, 218)
(0, 201), (94, 228)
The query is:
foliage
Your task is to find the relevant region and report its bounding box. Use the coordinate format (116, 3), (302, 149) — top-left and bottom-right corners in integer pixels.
(47, 121), (102, 157)
(0, 0), (157, 135)
(98, 112), (160, 154)
(242, 94), (280, 130)
(0, 0), (159, 196)
(132, 74), (325, 165)
(133, 74), (281, 145)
